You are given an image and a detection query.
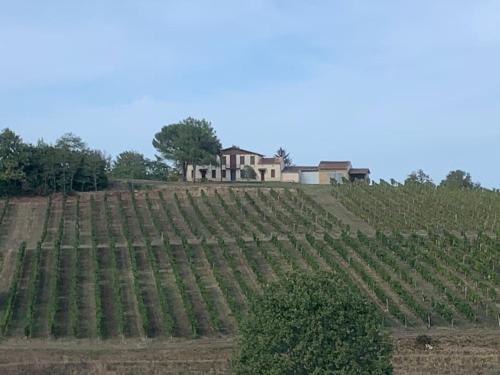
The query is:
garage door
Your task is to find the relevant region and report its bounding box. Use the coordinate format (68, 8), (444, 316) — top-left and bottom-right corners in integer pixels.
(300, 171), (319, 184)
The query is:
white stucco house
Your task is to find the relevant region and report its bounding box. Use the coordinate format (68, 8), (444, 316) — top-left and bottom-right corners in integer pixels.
(186, 146), (370, 184)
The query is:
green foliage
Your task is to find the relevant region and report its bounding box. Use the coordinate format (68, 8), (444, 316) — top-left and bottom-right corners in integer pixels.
(103, 194), (125, 337)
(116, 193), (151, 337)
(90, 196), (105, 338)
(275, 147), (292, 167)
(112, 151), (150, 179)
(405, 169), (434, 186)
(49, 196), (66, 337)
(0, 129), (28, 194)
(0, 128), (108, 195)
(440, 170), (478, 189)
(240, 166), (257, 180)
(152, 118), (221, 181)
(24, 196), (52, 337)
(1, 242), (27, 335)
(130, 190), (175, 336)
(233, 273), (393, 375)
(111, 151), (170, 181)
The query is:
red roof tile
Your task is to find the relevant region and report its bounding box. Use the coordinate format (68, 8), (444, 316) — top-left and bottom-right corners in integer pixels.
(318, 161), (352, 170)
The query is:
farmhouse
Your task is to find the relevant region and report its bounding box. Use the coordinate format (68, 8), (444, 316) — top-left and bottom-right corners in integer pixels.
(186, 146), (370, 184)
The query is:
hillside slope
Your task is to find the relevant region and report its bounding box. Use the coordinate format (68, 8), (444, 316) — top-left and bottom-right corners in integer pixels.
(1, 185), (500, 340)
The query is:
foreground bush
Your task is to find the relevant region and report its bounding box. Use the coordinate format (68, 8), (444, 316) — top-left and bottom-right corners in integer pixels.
(233, 272), (393, 374)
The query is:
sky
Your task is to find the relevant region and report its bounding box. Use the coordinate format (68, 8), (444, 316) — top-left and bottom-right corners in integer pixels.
(1, 1), (499, 187)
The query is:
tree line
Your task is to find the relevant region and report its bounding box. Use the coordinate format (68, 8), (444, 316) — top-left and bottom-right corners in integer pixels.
(0, 129), (108, 195)
(403, 169), (482, 190)
(1, 118), (488, 196)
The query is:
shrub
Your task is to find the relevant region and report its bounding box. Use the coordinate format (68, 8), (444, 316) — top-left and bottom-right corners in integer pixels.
(233, 272), (393, 375)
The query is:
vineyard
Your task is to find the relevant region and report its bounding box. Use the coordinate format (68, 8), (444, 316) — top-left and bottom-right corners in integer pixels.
(0, 184), (499, 343)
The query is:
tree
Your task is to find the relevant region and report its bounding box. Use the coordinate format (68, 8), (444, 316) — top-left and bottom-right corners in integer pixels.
(241, 165), (257, 180)
(0, 128), (28, 195)
(146, 156), (170, 181)
(0, 130), (108, 196)
(111, 151), (149, 180)
(152, 118), (221, 181)
(55, 133), (87, 193)
(55, 133), (87, 152)
(276, 147), (292, 167)
(405, 169), (434, 186)
(440, 170), (477, 189)
(233, 272), (393, 374)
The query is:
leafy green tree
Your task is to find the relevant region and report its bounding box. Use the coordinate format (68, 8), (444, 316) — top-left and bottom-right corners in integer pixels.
(405, 169), (434, 186)
(55, 133), (87, 152)
(112, 151), (149, 179)
(153, 118), (222, 181)
(0, 129), (108, 195)
(55, 136), (83, 193)
(146, 156), (170, 181)
(276, 147), (292, 167)
(440, 170), (477, 189)
(0, 128), (28, 195)
(241, 165), (257, 180)
(233, 272), (393, 375)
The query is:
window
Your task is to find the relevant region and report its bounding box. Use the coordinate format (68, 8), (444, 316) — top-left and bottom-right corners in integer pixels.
(250, 155), (255, 165)
(222, 170), (226, 179)
(240, 155), (245, 165)
(212, 170), (216, 179)
(221, 156), (227, 166)
(271, 169), (276, 178)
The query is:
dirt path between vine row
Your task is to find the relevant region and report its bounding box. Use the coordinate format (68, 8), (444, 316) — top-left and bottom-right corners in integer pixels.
(0, 330), (498, 374)
(302, 185), (376, 236)
(0, 198), (47, 300)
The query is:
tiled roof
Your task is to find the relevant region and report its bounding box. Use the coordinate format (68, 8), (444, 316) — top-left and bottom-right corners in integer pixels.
(258, 157), (281, 165)
(349, 168), (371, 175)
(283, 166), (318, 173)
(220, 146), (264, 156)
(318, 161), (352, 170)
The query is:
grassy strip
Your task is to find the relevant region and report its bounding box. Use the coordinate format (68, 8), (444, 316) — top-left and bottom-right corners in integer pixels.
(216, 238), (255, 301)
(157, 191), (183, 238)
(200, 239), (243, 322)
(69, 196), (80, 336)
(145, 192), (198, 337)
(183, 239), (222, 332)
(314, 233), (407, 325)
(130, 191), (174, 336)
(174, 192), (199, 237)
(213, 190), (252, 234)
(186, 191), (218, 235)
(357, 232), (454, 324)
(104, 194), (125, 337)
(0, 197), (9, 226)
(341, 233), (430, 324)
(1, 242), (27, 335)
(269, 234), (301, 272)
(48, 196), (67, 337)
(89, 196), (105, 338)
(252, 235), (285, 278)
(117, 193), (150, 337)
(24, 195), (52, 337)
(241, 190), (280, 233)
(286, 234), (321, 271)
(235, 237), (267, 286)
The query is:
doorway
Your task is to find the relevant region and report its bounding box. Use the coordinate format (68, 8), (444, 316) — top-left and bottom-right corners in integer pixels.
(259, 169), (265, 182)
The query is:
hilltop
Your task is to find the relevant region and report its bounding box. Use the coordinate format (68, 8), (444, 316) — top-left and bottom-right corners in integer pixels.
(0, 182), (499, 373)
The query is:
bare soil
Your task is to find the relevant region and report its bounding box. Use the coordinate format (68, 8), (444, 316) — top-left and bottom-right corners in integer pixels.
(0, 330), (498, 374)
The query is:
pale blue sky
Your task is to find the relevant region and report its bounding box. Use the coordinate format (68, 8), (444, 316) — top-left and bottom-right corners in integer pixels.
(1, 1), (499, 187)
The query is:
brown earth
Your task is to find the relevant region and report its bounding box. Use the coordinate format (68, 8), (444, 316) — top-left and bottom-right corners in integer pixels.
(0, 330), (499, 374)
